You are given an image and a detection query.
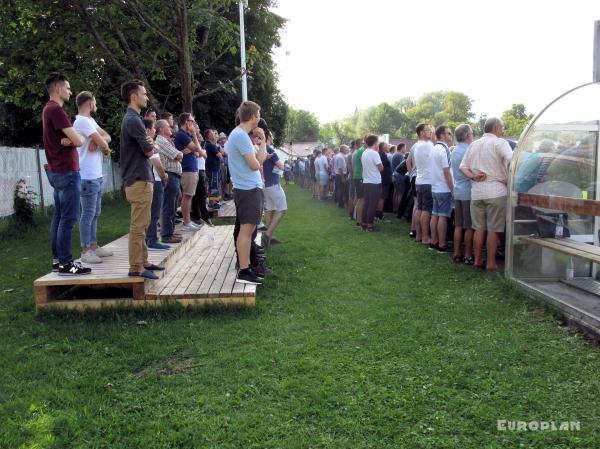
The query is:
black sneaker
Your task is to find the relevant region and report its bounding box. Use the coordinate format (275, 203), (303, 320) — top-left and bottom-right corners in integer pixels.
(52, 262), (59, 272)
(236, 269), (263, 285)
(58, 261), (92, 276)
(409, 231), (416, 239)
(252, 264), (272, 277)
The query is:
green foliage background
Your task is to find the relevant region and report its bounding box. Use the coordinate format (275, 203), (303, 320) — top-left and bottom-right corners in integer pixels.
(0, 0), (288, 150)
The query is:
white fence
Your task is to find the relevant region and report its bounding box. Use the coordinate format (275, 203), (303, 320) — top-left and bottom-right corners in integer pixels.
(0, 146), (122, 217)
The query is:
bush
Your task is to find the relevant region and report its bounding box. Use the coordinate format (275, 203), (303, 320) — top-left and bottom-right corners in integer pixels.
(13, 179), (37, 226)
(0, 179), (38, 240)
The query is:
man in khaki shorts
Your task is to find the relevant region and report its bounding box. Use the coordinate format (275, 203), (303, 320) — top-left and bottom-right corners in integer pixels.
(460, 117), (512, 272)
(174, 113), (205, 231)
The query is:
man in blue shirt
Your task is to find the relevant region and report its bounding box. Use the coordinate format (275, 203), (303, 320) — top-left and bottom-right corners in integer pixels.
(451, 124), (475, 264)
(261, 131), (287, 246)
(174, 113), (205, 231)
(225, 101), (267, 285)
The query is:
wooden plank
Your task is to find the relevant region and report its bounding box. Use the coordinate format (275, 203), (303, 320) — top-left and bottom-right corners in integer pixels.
(520, 236), (600, 264)
(149, 242), (205, 298)
(207, 233), (236, 296)
(173, 240), (215, 298)
(35, 275), (143, 287)
(195, 229), (232, 297)
(182, 227), (228, 297)
(217, 200), (236, 218)
(517, 192), (600, 216)
(146, 225), (234, 300)
(36, 296), (251, 311)
(220, 250), (240, 297)
(132, 283), (145, 300)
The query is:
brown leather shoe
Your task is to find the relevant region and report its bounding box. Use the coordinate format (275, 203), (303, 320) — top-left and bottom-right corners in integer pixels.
(162, 236), (182, 244)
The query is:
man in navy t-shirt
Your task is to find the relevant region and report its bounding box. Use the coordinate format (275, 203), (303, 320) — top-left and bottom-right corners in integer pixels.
(174, 113), (205, 230)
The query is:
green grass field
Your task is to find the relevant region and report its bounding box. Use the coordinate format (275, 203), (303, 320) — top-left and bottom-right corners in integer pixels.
(1, 185), (599, 448)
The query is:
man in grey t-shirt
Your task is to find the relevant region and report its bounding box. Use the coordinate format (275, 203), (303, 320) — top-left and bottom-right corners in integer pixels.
(119, 80), (161, 280)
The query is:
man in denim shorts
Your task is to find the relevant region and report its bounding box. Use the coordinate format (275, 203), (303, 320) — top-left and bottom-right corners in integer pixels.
(429, 125), (454, 252)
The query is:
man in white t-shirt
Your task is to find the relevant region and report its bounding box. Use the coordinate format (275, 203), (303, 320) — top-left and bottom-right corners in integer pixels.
(316, 149), (329, 199)
(360, 135), (383, 231)
(428, 125), (454, 252)
(412, 123), (434, 244)
(334, 145), (348, 208)
(73, 91), (113, 264)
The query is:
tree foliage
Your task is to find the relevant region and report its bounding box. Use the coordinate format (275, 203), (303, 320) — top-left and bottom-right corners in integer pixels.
(318, 91), (477, 144)
(285, 108), (320, 143)
(501, 103), (533, 138)
(0, 0), (288, 148)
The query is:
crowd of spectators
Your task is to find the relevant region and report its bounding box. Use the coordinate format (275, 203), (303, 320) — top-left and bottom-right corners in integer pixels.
(291, 117), (513, 272)
(42, 72), (281, 284)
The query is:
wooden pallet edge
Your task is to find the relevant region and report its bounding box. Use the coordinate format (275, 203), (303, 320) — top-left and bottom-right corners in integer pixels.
(36, 296), (253, 311)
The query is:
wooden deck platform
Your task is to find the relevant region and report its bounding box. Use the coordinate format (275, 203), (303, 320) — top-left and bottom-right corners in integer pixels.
(33, 224), (256, 310)
(210, 199), (236, 219)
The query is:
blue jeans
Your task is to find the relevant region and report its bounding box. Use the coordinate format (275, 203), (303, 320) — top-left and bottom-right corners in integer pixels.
(147, 180), (163, 245)
(47, 171), (81, 264)
(161, 173), (180, 238)
(79, 177), (103, 248)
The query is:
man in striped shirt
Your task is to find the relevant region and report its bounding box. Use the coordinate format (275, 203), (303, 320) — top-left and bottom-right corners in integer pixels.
(155, 119), (184, 244)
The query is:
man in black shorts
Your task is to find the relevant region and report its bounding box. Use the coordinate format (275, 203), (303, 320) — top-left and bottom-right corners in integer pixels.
(225, 101), (267, 285)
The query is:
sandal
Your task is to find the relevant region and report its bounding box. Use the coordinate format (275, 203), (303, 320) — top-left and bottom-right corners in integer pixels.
(453, 255), (465, 263)
(464, 257), (474, 265)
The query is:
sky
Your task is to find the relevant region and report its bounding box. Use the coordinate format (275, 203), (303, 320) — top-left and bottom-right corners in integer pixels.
(269, 0), (600, 124)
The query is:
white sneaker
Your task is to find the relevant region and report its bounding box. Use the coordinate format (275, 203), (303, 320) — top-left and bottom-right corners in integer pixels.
(81, 250), (103, 264)
(94, 246), (113, 257)
(181, 223), (200, 232)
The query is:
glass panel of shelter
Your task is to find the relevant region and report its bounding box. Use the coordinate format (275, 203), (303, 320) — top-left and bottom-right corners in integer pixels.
(509, 82), (600, 282)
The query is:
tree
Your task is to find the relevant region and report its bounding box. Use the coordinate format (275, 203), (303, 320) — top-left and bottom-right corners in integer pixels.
(286, 108), (320, 142)
(319, 120), (356, 147)
(370, 103), (403, 136)
(0, 0), (287, 149)
(501, 103), (533, 138)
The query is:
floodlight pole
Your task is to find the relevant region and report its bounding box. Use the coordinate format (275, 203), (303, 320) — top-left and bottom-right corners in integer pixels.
(594, 20), (600, 82)
(239, 1), (248, 101)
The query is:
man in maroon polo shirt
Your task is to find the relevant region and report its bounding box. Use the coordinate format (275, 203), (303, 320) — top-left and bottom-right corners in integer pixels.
(42, 72), (91, 276)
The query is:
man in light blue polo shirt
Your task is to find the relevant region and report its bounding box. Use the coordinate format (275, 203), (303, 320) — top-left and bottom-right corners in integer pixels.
(225, 101), (267, 285)
(451, 124), (475, 264)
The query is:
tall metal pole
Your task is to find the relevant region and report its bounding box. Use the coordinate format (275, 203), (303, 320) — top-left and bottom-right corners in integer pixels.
(239, 1), (248, 101)
(594, 20), (600, 82)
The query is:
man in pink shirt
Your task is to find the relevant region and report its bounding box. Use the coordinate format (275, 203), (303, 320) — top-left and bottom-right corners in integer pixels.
(460, 117), (513, 271)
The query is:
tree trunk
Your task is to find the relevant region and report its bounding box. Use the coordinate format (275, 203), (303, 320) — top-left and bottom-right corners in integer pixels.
(178, 6), (194, 113)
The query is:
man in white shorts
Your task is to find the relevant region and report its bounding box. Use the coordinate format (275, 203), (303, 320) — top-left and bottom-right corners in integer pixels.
(262, 131), (287, 245)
